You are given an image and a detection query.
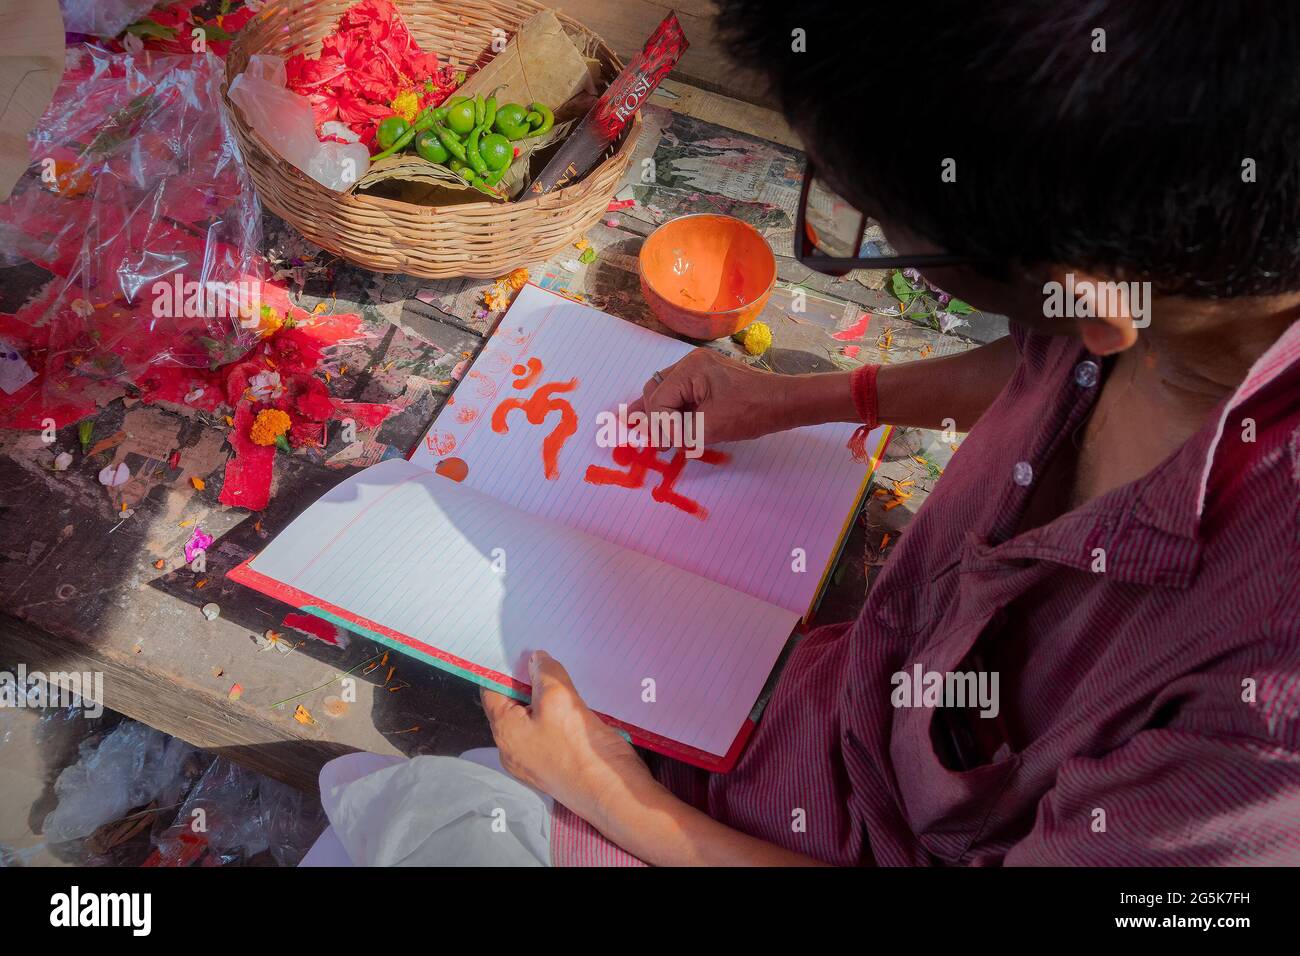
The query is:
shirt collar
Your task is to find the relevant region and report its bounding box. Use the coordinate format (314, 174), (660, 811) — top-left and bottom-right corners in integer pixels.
(979, 319), (1299, 587)
(1195, 318), (1300, 518)
(1096, 316), (1300, 542)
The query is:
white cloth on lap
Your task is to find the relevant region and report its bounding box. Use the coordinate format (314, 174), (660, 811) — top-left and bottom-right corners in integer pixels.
(300, 748), (552, 866)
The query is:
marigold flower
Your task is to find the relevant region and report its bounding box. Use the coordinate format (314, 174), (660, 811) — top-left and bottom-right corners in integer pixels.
(483, 268), (531, 312)
(250, 408), (293, 446)
(735, 320), (772, 356)
(258, 304), (284, 337)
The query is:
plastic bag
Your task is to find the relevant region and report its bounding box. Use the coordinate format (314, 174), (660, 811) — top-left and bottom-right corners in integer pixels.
(0, 44), (266, 429)
(59, 0), (159, 38)
(1, 703), (119, 864)
(41, 719), (196, 843)
(147, 755), (327, 866)
(229, 55), (370, 192)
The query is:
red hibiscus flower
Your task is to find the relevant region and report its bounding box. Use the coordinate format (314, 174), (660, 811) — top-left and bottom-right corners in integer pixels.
(284, 0), (464, 151)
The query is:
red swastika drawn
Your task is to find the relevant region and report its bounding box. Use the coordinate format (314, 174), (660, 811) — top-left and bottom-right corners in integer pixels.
(490, 358), (578, 480)
(583, 445), (730, 520)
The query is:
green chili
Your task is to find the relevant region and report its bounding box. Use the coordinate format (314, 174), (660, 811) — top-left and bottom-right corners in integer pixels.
(449, 158), (477, 183)
(466, 125), (489, 176)
(480, 85), (504, 130)
(434, 123), (467, 162)
(524, 102), (554, 137)
(470, 167), (506, 196)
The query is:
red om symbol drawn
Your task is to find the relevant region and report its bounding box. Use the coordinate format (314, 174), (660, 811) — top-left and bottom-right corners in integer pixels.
(490, 358), (578, 480)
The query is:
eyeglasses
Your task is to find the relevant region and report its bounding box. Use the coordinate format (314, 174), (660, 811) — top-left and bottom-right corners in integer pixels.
(794, 161), (989, 276)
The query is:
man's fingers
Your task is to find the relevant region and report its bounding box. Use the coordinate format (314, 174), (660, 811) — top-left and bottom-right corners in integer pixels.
(645, 370), (692, 416)
(627, 356), (688, 412)
(480, 685), (527, 734)
(529, 650), (579, 696)
(640, 377), (659, 421)
(626, 375), (680, 448)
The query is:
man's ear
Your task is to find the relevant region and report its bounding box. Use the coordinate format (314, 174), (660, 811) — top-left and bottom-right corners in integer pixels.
(1045, 268), (1141, 355)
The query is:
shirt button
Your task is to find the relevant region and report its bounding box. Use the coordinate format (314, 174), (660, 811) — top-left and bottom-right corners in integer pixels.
(1074, 360), (1101, 388)
(1013, 461), (1034, 486)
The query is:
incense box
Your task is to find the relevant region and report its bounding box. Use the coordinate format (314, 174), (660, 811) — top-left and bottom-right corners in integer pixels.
(525, 12), (689, 196)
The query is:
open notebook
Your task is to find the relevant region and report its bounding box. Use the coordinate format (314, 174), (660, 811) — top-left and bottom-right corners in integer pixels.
(230, 284), (890, 771)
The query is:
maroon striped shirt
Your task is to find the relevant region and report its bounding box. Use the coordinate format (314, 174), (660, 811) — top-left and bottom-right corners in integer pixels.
(553, 321), (1300, 865)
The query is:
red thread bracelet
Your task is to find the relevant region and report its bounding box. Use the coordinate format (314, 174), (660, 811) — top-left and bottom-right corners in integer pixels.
(850, 363), (880, 429)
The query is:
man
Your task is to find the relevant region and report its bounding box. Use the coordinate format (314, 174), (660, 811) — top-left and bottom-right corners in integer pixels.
(472, 0), (1299, 866)
(310, 1), (1299, 865)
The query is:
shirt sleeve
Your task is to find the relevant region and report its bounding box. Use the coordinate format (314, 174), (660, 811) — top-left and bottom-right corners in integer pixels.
(1003, 728), (1300, 865)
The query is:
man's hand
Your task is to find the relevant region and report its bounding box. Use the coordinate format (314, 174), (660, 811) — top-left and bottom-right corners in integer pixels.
(480, 651), (654, 826)
(627, 336), (1023, 445)
(628, 348), (807, 444)
(483, 651), (828, 866)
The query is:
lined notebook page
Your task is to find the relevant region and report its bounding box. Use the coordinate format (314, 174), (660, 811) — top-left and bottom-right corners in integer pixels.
(409, 284), (887, 615)
(247, 457), (799, 758)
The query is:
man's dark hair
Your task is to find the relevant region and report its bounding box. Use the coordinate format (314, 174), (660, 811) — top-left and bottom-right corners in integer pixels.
(716, 0), (1300, 297)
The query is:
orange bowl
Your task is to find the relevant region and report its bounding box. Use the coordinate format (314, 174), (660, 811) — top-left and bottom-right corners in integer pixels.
(638, 214), (777, 340)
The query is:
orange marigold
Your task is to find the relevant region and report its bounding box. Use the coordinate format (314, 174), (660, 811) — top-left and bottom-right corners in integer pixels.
(258, 304), (285, 338)
(249, 408), (292, 446)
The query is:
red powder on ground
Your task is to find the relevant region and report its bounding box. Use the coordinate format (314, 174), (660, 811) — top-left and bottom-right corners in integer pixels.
(2, 266), (399, 512)
(282, 612), (346, 647)
(219, 401), (277, 510)
(832, 314), (872, 342)
(209, 308), (398, 510)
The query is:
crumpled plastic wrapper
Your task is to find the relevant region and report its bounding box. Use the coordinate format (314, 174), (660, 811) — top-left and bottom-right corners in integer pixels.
(41, 719), (196, 844)
(0, 44), (266, 429)
(229, 54), (371, 192)
(59, 0), (158, 38)
(147, 755), (328, 866)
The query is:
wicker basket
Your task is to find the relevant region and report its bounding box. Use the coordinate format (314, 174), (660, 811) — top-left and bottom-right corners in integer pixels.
(222, 0), (640, 278)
